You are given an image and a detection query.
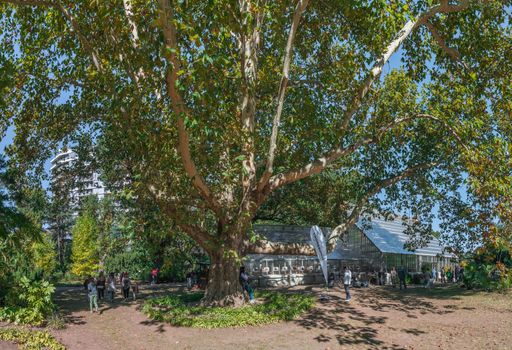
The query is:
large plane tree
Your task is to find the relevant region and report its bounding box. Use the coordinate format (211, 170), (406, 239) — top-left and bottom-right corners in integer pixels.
(0, 0), (511, 304)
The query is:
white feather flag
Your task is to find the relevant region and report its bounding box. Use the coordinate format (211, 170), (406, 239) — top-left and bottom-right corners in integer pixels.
(310, 225), (328, 286)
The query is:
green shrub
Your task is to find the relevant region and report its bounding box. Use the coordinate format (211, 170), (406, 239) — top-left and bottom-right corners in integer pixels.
(103, 247), (154, 281)
(142, 291), (315, 329)
(0, 276), (56, 326)
(0, 328), (65, 350)
(463, 242), (512, 292)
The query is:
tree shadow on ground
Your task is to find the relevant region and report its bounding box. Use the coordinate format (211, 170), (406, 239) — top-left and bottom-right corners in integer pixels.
(297, 295), (401, 349)
(55, 287), (129, 326)
(296, 284), (476, 349)
(54, 283), (182, 327)
(139, 319), (166, 333)
(361, 285), (480, 315)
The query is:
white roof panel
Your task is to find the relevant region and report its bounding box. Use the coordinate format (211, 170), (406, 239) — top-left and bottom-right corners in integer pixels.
(356, 218), (452, 257)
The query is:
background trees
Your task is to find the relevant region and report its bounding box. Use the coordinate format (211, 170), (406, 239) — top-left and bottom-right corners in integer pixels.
(0, 156), (57, 324)
(0, 0), (511, 303)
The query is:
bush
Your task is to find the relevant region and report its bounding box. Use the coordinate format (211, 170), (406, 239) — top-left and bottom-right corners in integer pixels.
(463, 242), (512, 292)
(142, 291), (315, 329)
(0, 276), (56, 326)
(103, 247), (154, 281)
(0, 328), (65, 350)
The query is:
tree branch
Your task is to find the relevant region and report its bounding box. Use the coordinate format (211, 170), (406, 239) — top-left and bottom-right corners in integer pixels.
(268, 113), (468, 192)
(56, 4), (103, 71)
(337, 0), (470, 138)
(245, 162), (437, 255)
(146, 184), (214, 251)
(238, 0), (262, 214)
(326, 204), (365, 250)
(259, 0), (309, 191)
(424, 21), (468, 68)
(158, 0), (223, 219)
(122, 0), (145, 83)
(253, 1), (471, 203)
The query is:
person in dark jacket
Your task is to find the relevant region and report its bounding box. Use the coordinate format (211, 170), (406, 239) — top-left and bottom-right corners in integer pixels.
(398, 266), (407, 290)
(239, 267), (255, 303)
(96, 271), (106, 301)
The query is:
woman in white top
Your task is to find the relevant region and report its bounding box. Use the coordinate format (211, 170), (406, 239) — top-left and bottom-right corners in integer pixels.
(343, 266), (352, 302)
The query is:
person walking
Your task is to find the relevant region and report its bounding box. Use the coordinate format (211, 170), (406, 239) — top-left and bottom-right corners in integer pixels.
(343, 266), (352, 302)
(96, 271), (106, 301)
(239, 267), (255, 303)
(121, 272), (131, 300)
(87, 277), (99, 313)
(431, 266), (437, 283)
(398, 266), (407, 290)
(107, 272), (116, 302)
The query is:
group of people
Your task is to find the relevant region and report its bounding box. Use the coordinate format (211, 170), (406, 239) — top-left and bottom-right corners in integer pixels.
(389, 266), (408, 289)
(85, 271), (139, 313)
(425, 265), (464, 288)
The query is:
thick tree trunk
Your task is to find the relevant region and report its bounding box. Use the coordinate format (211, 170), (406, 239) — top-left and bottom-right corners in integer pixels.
(202, 252), (245, 307)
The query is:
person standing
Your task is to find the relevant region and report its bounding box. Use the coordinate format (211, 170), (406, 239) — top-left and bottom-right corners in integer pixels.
(239, 267), (255, 303)
(96, 271), (106, 301)
(343, 266), (352, 302)
(151, 268), (158, 285)
(122, 272), (131, 300)
(107, 272), (116, 302)
(87, 277), (99, 313)
(446, 268), (453, 283)
(132, 281), (139, 300)
(398, 266), (407, 290)
(186, 271), (192, 289)
(390, 267), (398, 288)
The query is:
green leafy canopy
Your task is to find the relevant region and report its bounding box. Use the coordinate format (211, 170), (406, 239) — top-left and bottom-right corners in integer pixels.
(0, 1), (510, 267)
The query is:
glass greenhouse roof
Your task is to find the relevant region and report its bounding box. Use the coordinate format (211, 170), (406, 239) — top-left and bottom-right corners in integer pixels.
(356, 217), (452, 257)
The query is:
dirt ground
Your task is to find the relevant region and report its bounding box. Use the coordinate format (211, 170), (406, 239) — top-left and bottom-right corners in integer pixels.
(48, 283), (512, 350)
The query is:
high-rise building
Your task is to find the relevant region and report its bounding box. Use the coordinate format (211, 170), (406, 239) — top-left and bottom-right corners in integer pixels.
(50, 148), (109, 216)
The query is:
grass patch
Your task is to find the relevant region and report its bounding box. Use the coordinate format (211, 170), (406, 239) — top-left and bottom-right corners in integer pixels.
(0, 328), (66, 350)
(142, 290), (315, 329)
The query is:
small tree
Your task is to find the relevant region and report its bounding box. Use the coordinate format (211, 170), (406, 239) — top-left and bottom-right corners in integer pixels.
(70, 210), (100, 278)
(32, 234), (57, 278)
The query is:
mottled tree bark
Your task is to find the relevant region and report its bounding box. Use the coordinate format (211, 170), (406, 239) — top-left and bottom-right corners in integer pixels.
(202, 252), (245, 307)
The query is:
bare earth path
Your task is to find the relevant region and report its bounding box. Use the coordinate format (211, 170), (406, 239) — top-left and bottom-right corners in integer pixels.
(51, 283), (512, 350)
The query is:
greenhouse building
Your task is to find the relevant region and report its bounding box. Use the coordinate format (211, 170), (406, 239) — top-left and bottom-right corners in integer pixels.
(246, 217), (455, 287)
